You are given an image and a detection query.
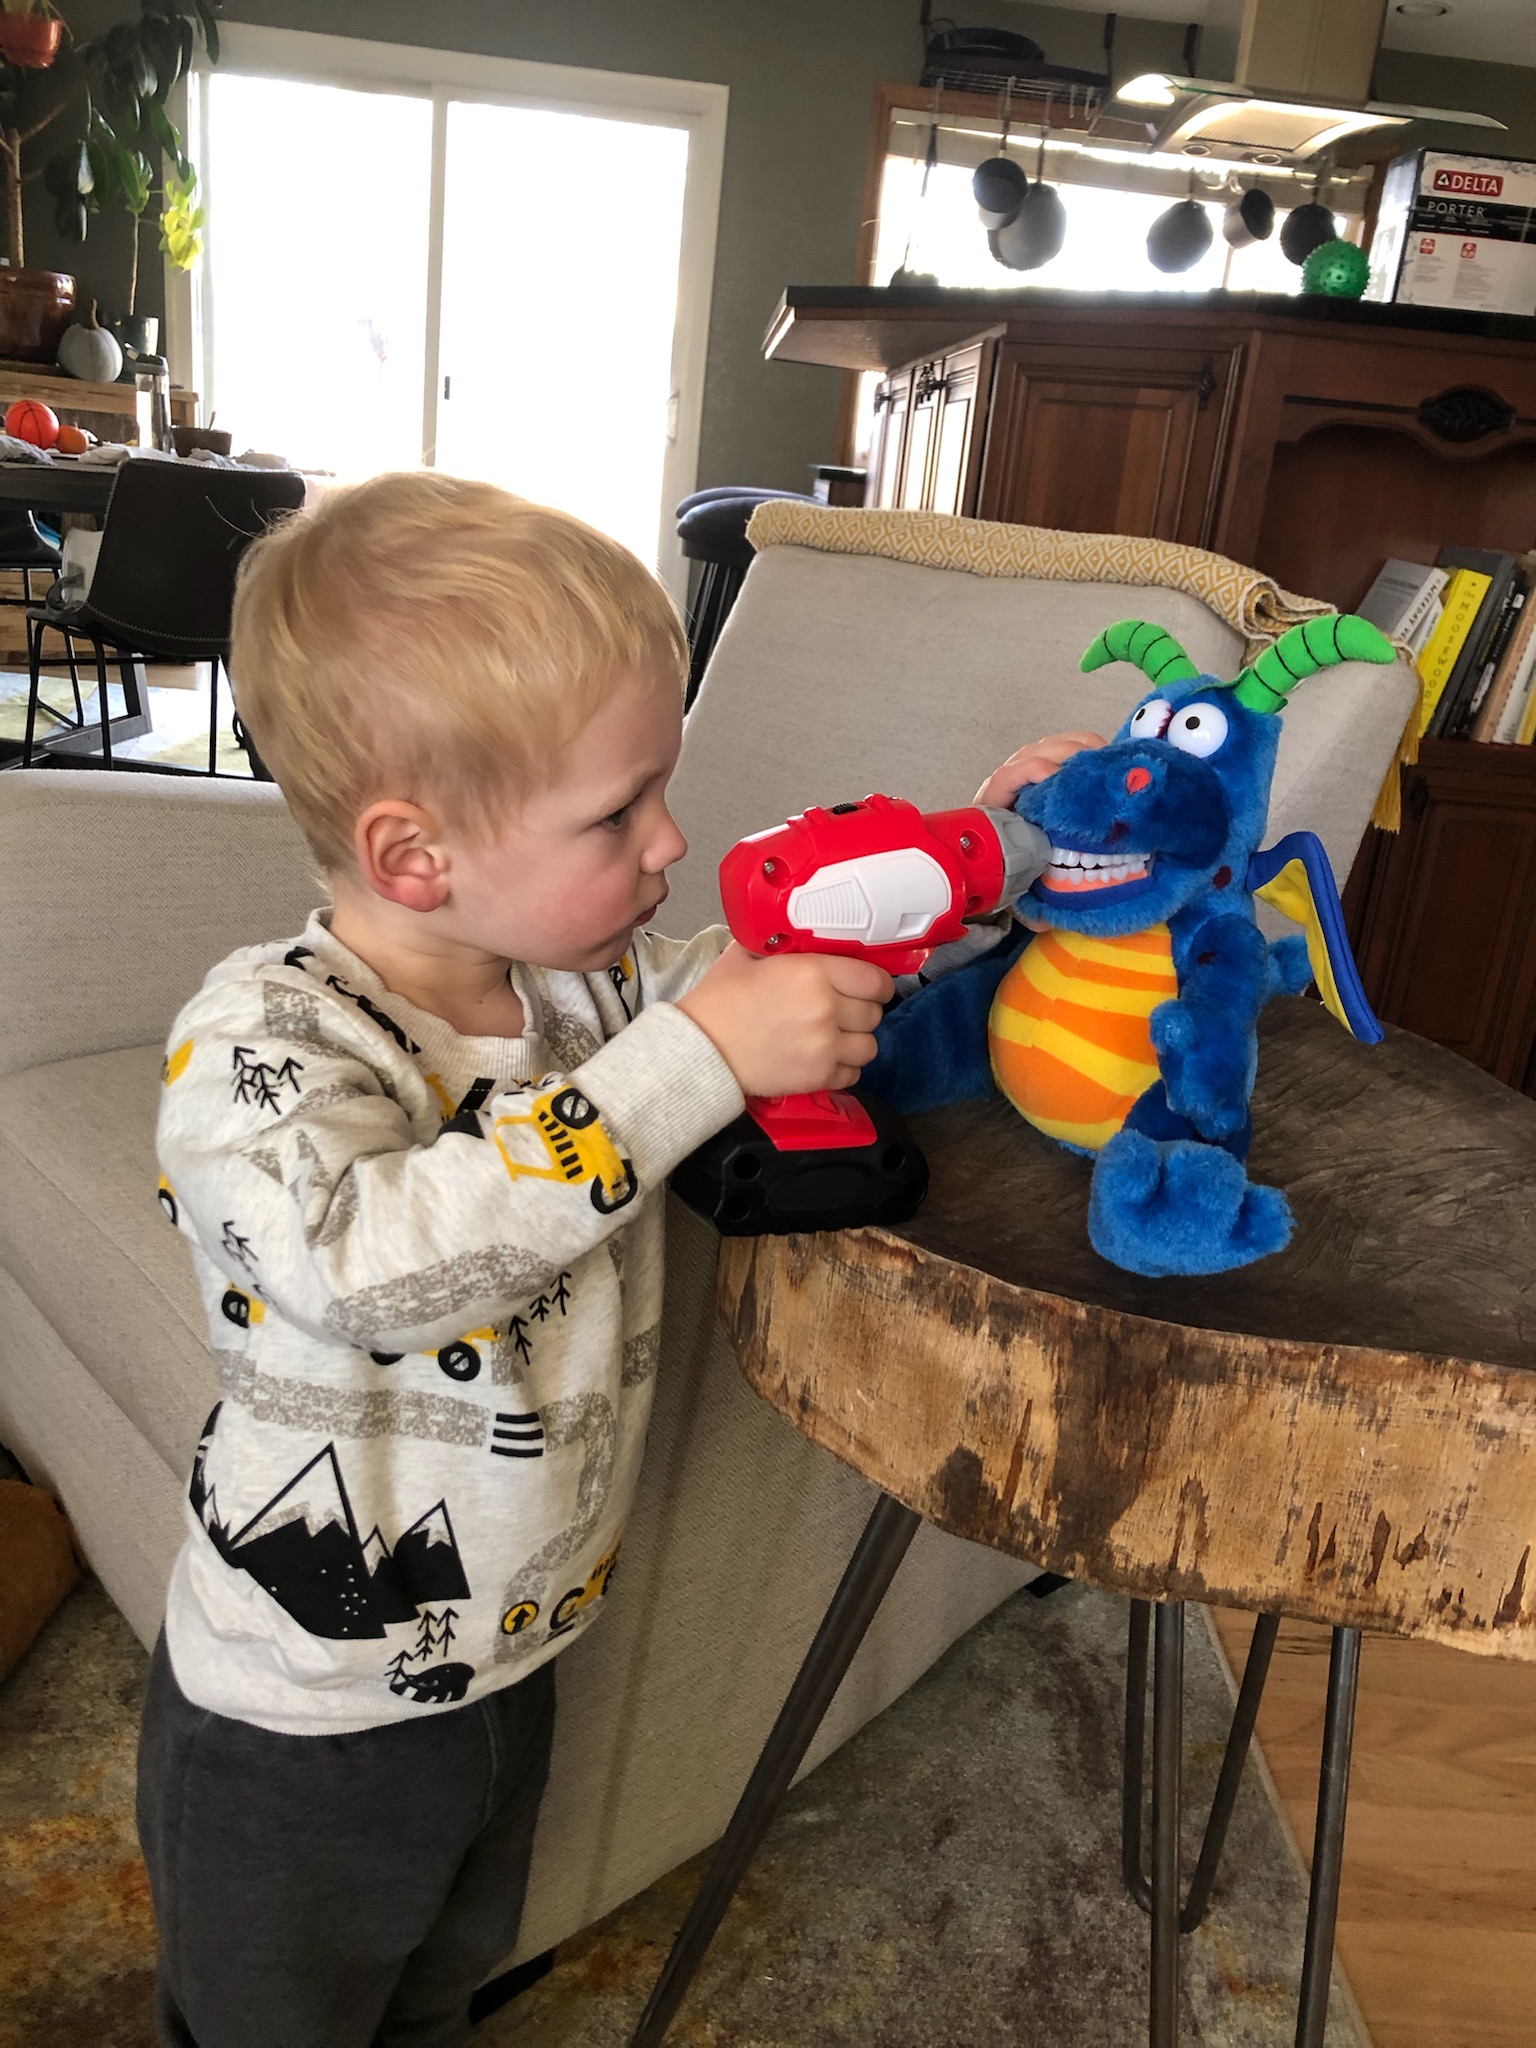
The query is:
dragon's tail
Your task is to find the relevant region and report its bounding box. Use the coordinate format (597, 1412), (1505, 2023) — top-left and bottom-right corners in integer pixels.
(1080, 620), (1201, 688)
(1231, 614), (1397, 714)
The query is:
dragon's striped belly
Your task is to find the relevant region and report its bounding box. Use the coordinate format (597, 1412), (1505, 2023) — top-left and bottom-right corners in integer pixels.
(988, 925), (1177, 1152)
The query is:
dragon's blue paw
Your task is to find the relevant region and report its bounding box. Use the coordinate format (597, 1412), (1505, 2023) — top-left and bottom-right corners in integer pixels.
(1267, 933), (1313, 999)
(1088, 1130), (1293, 1277)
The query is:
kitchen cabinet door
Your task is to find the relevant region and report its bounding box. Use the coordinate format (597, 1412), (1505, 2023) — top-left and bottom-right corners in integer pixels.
(928, 340), (993, 517)
(1346, 743), (1536, 1090)
(976, 343), (1241, 546)
(871, 367), (912, 510)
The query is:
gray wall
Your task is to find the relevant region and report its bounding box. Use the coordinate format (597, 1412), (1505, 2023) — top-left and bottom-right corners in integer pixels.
(21, 4), (1534, 493)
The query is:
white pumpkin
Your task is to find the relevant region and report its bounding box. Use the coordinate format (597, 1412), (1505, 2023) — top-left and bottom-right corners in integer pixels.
(57, 302), (124, 384)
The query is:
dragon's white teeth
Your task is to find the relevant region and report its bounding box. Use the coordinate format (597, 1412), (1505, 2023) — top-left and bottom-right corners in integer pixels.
(1041, 845), (1152, 893)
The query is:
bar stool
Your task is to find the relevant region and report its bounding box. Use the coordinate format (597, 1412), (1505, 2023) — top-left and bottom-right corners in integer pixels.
(677, 488), (814, 707)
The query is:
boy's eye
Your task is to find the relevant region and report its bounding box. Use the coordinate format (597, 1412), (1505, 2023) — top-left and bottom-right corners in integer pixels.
(601, 804), (632, 830)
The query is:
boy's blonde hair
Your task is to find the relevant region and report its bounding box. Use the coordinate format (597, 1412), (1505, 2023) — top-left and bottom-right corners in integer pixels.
(232, 471), (687, 871)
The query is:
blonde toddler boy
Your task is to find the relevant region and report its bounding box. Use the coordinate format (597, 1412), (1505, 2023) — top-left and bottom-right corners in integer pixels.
(136, 471), (1091, 2048)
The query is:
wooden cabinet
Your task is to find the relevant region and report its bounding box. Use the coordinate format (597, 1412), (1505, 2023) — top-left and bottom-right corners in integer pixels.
(1346, 742), (1536, 1095)
(975, 340), (1241, 545)
(868, 339), (995, 518)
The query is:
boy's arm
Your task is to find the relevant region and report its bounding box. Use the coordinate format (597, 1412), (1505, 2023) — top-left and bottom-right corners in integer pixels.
(159, 969), (743, 1357)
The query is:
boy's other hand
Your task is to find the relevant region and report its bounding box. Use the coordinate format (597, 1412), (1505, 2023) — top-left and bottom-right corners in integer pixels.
(678, 944), (894, 1097)
(974, 731), (1106, 810)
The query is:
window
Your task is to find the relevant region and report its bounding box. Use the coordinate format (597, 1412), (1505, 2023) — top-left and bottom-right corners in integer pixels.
(170, 26), (726, 593)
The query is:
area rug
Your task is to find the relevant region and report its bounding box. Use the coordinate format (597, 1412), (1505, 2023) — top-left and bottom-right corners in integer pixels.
(0, 1578), (1361, 2048)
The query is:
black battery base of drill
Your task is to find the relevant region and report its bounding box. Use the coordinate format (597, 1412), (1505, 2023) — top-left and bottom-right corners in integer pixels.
(671, 1090), (929, 1236)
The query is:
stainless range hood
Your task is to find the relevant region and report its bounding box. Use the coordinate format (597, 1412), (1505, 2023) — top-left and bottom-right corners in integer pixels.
(1095, 0), (1505, 164)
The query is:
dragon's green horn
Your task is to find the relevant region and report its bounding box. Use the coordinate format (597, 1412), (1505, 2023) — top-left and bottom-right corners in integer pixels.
(1231, 613), (1396, 714)
(1080, 619), (1201, 688)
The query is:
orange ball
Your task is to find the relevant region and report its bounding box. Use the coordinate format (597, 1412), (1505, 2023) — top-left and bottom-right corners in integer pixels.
(5, 399), (59, 449)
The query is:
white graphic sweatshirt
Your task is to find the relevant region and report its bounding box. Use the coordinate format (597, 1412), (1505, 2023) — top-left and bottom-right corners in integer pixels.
(156, 909), (740, 1735)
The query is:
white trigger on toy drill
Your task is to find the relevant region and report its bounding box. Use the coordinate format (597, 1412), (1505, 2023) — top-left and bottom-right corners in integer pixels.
(786, 846), (953, 946)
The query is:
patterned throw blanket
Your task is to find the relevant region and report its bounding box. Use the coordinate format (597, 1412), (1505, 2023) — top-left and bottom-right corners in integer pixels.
(744, 503), (1419, 831)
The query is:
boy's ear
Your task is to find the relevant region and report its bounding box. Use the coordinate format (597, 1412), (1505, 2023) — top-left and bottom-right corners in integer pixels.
(354, 801), (451, 914)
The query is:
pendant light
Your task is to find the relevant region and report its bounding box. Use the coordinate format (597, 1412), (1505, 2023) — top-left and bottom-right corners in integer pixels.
(1147, 174), (1214, 274)
(973, 81), (1028, 230)
(991, 113), (1067, 272)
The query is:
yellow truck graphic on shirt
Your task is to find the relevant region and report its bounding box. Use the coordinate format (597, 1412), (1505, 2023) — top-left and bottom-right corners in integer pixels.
(493, 1085), (636, 1214)
(500, 1539), (621, 1639)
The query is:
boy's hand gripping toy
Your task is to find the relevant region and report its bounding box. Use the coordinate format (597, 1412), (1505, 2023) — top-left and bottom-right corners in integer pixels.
(862, 615), (1399, 1277)
(671, 793), (1049, 1234)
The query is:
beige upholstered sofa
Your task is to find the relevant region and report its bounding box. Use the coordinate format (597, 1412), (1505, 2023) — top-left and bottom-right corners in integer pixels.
(0, 526), (1418, 1967)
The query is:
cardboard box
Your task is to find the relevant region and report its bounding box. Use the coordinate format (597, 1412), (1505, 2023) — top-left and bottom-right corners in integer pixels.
(1366, 149), (1536, 317)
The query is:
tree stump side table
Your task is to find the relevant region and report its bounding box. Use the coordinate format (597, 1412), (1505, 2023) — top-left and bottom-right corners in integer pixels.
(631, 1001), (1536, 2048)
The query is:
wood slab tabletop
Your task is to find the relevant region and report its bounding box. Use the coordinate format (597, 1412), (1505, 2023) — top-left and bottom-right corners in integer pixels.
(719, 1000), (1536, 1656)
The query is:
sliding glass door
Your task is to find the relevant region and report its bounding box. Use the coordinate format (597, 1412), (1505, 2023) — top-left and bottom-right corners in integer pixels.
(433, 100), (690, 566)
(177, 28), (725, 589)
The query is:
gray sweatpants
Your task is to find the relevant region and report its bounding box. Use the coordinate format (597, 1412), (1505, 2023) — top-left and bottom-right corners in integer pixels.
(136, 1632), (555, 2048)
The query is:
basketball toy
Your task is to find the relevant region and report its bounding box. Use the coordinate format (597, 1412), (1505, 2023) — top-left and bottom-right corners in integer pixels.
(4, 399), (60, 449)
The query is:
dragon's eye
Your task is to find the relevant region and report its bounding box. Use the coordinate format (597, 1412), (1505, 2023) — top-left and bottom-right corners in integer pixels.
(1128, 698), (1173, 740)
(1166, 702), (1229, 759)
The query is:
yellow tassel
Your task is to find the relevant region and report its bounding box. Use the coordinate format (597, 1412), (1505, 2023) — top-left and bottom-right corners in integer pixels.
(1369, 683), (1424, 833)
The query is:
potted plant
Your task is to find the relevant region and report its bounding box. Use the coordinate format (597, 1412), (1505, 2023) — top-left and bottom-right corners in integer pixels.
(0, 0), (217, 361)
(0, 3), (64, 73)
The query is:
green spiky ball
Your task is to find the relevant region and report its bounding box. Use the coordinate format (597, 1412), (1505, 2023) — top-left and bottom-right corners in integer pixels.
(1301, 237), (1370, 299)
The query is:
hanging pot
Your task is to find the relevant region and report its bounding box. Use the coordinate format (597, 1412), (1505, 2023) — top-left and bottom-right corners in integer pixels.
(990, 125), (1067, 273)
(992, 181), (1067, 270)
(974, 154), (1027, 231)
(973, 84), (1027, 231)
(1280, 198), (1338, 266)
(1223, 185), (1275, 248)
(0, 14), (63, 67)
(1147, 197), (1213, 274)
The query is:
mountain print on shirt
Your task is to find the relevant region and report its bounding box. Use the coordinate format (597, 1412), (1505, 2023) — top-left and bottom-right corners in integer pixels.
(188, 1405), (474, 1681)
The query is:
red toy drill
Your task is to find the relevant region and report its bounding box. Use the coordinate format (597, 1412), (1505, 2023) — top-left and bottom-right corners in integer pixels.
(672, 793), (1050, 1234)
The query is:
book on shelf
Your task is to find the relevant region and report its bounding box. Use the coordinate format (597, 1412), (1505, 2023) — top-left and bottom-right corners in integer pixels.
(1357, 559), (1448, 643)
(1456, 574), (1529, 739)
(1473, 583), (1536, 741)
(1507, 636), (1536, 746)
(1416, 565), (1493, 736)
(1405, 594), (1444, 662)
(1424, 548), (1519, 740)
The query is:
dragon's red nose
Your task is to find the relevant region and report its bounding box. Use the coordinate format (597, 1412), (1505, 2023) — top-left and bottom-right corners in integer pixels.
(1125, 767), (1153, 794)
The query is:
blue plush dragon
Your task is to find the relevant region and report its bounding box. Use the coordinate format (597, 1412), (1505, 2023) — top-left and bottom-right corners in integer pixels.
(865, 613), (1400, 1277)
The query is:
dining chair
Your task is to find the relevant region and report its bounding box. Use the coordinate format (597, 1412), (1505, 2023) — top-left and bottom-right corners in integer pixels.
(21, 461), (307, 774)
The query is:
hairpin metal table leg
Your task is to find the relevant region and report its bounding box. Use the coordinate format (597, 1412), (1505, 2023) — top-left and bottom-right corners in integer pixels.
(627, 1490), (922, 2048)
(1180, 1610), (1280, 1932)
(1294, 1626), (1361, 2048)
(1123, 1605), (1281, 1932)
(1123, 1600), (1153, 1912)
(1149, 1601), (1185, 2048)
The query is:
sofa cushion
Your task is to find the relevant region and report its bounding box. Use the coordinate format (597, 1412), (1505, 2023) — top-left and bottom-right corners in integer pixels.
(0, 1042), (214, 1478)
(0, 771), (317, 1081)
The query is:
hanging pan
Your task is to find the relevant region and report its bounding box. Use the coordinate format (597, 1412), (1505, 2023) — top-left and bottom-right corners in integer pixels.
(973, 82), (1028, 230)
(991, 116), (1066, 272)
